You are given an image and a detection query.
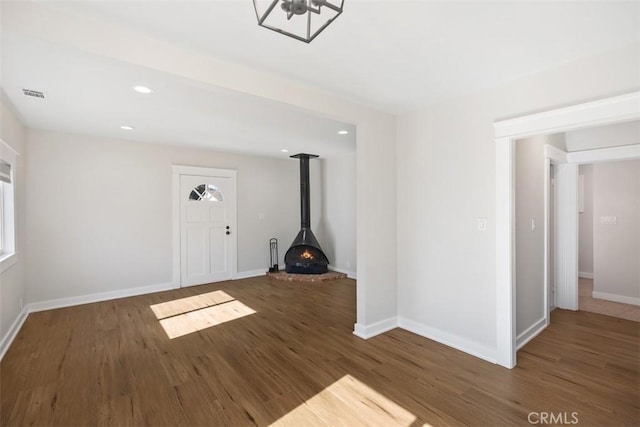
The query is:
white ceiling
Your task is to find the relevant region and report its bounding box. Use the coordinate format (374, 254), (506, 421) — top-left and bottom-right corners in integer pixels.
(1, 1), (638, 157)
(1, 31), (356, 158)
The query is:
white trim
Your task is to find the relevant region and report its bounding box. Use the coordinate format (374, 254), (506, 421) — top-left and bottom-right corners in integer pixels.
(353, 317), (397, 339)
(495, 92), (640, 139)
(579, 272), (593, 279)
(578, 174), (585, 213)
(0, 251), (17, 272)
(592, 291), (640, 306)
(172, 165), (238, 288)
(544, 145), (568, 163)
(567, 144), (640, 164)
(554, 163), (579, 311)
(516, 317), (547, 350)
(494, 91), (640, 369)
(543, 158), (551, 320)
(172, 165), (238, 179)
(28, 282), (174, 313)
(328, 265), (357, 279)
(0, 304), (29, 361)
(235, 269), (267, 280)
(495, 136), (516, 368)
(172, 168), (181, 288)
(398, 317), (497, 364)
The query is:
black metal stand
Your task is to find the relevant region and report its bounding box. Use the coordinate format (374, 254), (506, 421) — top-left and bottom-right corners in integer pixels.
(269, 238), (279, 272)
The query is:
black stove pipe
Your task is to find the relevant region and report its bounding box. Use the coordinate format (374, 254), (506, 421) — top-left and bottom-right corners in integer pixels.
(291, 153), (317, 230)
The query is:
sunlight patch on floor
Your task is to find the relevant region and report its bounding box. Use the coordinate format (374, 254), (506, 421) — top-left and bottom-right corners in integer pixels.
(150, 291), (256, 339)
(158, 299), (256, 339)
(270, 374), (419, 427)
(150, 290), (235, 319)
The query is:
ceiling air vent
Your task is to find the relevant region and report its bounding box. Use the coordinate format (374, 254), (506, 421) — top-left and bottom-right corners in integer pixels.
(22, 89), (45, 99)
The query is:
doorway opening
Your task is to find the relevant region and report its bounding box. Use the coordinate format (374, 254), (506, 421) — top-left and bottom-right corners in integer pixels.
(577, 159), (640, 322)
(494, 91), (640, 369)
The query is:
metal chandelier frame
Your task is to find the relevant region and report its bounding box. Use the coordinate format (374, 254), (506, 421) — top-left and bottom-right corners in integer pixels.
(253, 0), (344, 43)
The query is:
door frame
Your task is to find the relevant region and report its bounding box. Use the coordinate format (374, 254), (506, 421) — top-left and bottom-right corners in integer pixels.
(172, 165), (238, 288)
(494, 91), (640, 369)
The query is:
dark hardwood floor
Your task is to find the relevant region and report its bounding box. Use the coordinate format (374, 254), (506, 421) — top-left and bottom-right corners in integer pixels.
(1, 276), (638, 426)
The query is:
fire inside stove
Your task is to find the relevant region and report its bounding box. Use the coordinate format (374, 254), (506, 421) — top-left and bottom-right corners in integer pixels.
(286, 245), (328, 274)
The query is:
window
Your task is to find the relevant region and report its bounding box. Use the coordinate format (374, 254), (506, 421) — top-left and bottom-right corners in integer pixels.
(0, 181), (4, 255)
(0, 140), (17, 271)
(0, 160), (12, 256)
(188, 184), (223, 202)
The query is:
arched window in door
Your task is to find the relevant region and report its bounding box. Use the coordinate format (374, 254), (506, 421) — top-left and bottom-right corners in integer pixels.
(188, 184), (224, 202)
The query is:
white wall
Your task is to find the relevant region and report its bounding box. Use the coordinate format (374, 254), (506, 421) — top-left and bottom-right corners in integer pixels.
(2, 3), (398, 331)
(397, 43), (640, 362)
(318, 154), (356, 277)
(0, 92), (27, 349)
(514, 134), (564, 338)
(592, 159), (640, 301)
(25, 129), (325, 303)
(578, 164), (594, 277)
(566, 120), (640, 152)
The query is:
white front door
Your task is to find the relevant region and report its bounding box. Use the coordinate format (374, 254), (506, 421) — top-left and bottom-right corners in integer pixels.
(180, 173), (236, 287)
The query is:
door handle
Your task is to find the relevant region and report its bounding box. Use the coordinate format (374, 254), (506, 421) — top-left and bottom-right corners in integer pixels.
(226, 231), (231, 235)
(226, 226), (230, 230)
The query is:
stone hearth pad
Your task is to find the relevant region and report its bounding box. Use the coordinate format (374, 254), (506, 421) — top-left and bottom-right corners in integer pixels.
(267, 271), (347, 282)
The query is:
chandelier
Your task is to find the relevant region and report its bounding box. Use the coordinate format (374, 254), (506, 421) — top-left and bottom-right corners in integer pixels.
(253, 0), (344, 43)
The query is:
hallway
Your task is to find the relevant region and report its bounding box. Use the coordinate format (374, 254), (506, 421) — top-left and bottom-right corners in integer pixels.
(579, 278), (640, 322)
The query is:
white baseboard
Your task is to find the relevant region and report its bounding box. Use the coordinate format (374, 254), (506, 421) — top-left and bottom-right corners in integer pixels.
(234, 269), (267, 280)
(579, 272), (593, 279)
(516, 317), (547, 350)
(592, 291), (640, 306)
(328, 265), (357, 280)
(0, 305), (29, 361)
(397, 316), (497, 364)
(29, 282), (175, 313)
(353, 317), (397, 339)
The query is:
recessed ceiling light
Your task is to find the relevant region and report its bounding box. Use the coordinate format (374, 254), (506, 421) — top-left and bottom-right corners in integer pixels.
(281, 149), (289, 153)
(133, 85), (153, 94)
(120, 125), (134, 130)
(338, 130), (349, 135)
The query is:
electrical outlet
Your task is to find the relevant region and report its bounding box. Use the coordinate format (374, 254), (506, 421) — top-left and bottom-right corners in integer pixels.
(477, 218), (488, 231)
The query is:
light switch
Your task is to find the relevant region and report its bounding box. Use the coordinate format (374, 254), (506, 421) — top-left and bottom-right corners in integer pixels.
(531, 219), (536, 231)
(477, 218), (487, 231)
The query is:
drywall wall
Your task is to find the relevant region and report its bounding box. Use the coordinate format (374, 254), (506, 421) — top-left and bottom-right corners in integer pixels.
(397, 43), (640, 362)
(25, 129), (329, 303)
(3, 2), (398, 332)
(566, 120), (640, 152)
(318, 154), (356, 277)
(578, 164), (594, 277)
(592, 159), (640, 302)
(514, 134), (564, 338)
(0, 92), (27, 351)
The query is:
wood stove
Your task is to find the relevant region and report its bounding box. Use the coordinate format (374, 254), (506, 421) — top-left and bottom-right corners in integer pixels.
(284, 154), (329, 274)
